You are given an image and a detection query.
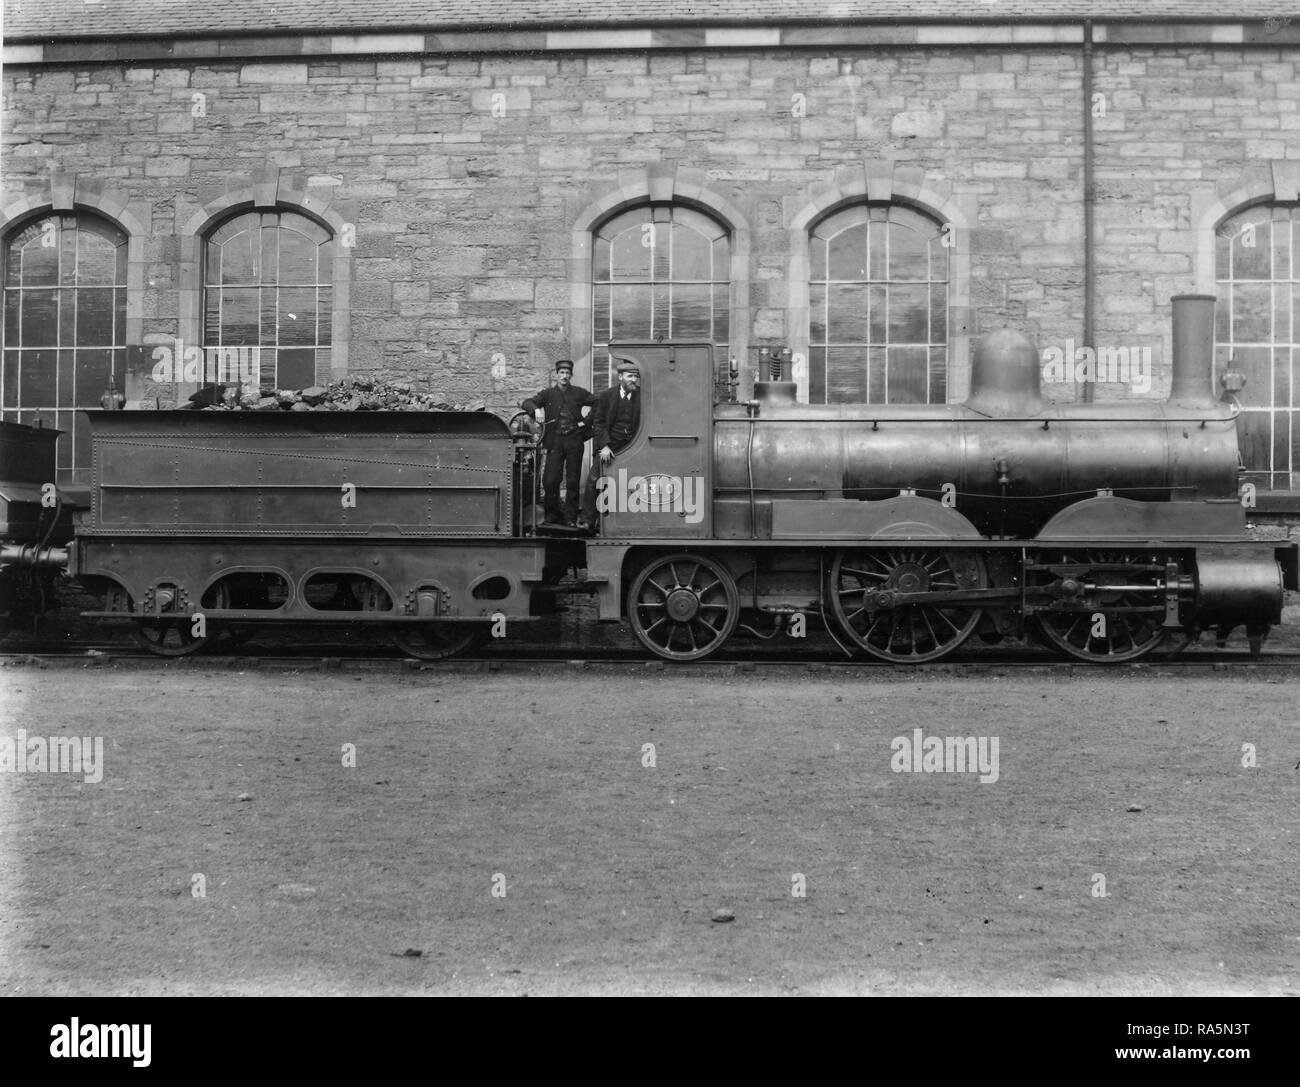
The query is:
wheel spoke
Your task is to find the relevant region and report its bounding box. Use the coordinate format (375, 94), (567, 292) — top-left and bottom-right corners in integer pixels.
(830, 548), (985, 663)
(1036, 549), (1167, 662)
(628, 554), (738, 661)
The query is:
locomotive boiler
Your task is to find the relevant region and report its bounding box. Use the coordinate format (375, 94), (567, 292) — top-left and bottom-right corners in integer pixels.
(0, 293), (1294, 665)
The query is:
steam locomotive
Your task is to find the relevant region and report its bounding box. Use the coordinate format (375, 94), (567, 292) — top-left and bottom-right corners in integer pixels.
(2, 294), (1295, 663)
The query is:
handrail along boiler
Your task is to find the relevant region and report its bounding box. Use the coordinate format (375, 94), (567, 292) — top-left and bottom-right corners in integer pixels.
(0, 295), (1295, 662)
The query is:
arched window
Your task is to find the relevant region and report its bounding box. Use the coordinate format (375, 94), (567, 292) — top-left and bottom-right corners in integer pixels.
(1, 212), (128, 485)
(591, 205), (730, 390)
(203, 209), (333, 391)
(809, 204), (949, 404)
(1215, 204), (1300, 491)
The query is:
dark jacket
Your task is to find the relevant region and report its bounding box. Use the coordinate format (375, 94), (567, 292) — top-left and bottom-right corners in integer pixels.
(591, 386), (640, 453)
(521, 383), (594, 450)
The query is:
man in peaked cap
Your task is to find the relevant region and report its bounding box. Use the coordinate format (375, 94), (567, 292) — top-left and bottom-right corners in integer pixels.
(521, 359), (594, 527)
(579, 357), (641, 532)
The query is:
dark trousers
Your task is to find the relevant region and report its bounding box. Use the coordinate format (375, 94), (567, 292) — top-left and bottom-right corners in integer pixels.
(580, 442), (628, 526)
(542, 436), (585, 524)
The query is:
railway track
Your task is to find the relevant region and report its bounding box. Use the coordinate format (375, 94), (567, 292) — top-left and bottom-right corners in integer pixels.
(5, 643), (1300, 674)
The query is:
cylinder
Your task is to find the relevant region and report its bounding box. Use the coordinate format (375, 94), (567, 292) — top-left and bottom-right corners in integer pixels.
(1169, 294), (1218, 407)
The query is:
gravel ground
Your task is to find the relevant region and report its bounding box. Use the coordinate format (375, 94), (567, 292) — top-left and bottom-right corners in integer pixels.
(1, 665), (1297, 995)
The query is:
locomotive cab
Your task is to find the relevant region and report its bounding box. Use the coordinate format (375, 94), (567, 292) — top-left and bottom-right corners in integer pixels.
(591, 341), (715, 540)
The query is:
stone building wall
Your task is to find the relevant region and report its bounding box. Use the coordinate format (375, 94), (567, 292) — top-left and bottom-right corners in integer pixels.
(2, 43), (1298, 413)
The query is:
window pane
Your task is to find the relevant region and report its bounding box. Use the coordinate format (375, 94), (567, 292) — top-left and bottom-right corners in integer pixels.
(20, 232), (60, 286)
(610, 284), (651, 340)
(826, 283), (868, 342)
(592, 285), (611, 343)
(278, 287), (318, 346)
(652, 283), (670, 337)
(77, 288), (116, 345)
(1232, 283), (1271, 342)
(712, 285), (729, 345)
(57, 349), (75, 409)
(826, 346), (864, 403)
(592, 237), (611, 282)
(1233, 225), (1271, 280)
(261, 222), (280, 285)
(887, 346), (929, 403)
(221, 228), (259, 285)
(889, 223), (929, 281)
(316, 288), (332, 345)
(930, 283), (948, 343)
(1274, 284), (1293, 343)
(672, 227), (712, 281)
(809, 284), (827, 341)
(712, 237), (730, 279)
(671, 283), (711, 338)
(75, 349), (113, 408)
(929, 238), (948, 283)
(889, 284), (930, 342)
(204, 290), (222, 344)
(610, 227), (652, 281)
(4, 290), (21, 346)
(59, 225), (78, 286)
(276, 347), (316, 389)
(1, 351), (18, 407)
(221, 288), (260, 346)
(1272, 217), (1291, 281)
(1274, 410), (1291, 477)
(1238, 414), (1271, 475)
(652, 223), (670, 281)
(867, 346), (886, 403)
(869, 285), (887, 343)
(78, 232), (121, 286)
(22, 289), (58, 346)
(204, 241), (221, 285)
(19, 348), (57, 406)
(1275, 346), (1290, 411)
(1233, 346), (1270, 408)
(808, 346), (826, 403)
(1215, 229), (1231, 281)
(828, 224), (867, 280)
(260, 288), (278, 346)
(929, 347), (948, 403)
(279, 230), (321, 284)
(868, 221), (889, 280)
(59, 292), (76, 345)
(810, 238), (827, 282)
(71, 412), (92, 478)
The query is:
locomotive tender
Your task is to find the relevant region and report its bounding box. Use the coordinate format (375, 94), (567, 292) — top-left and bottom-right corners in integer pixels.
(1, 294), (1296, 663)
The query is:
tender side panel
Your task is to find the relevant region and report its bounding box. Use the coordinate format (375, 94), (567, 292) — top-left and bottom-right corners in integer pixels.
(83, 410), (512, 537)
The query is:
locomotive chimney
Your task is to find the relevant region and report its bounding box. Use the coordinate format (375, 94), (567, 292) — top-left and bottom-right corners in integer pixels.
(1168, 293), (1218, 407)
